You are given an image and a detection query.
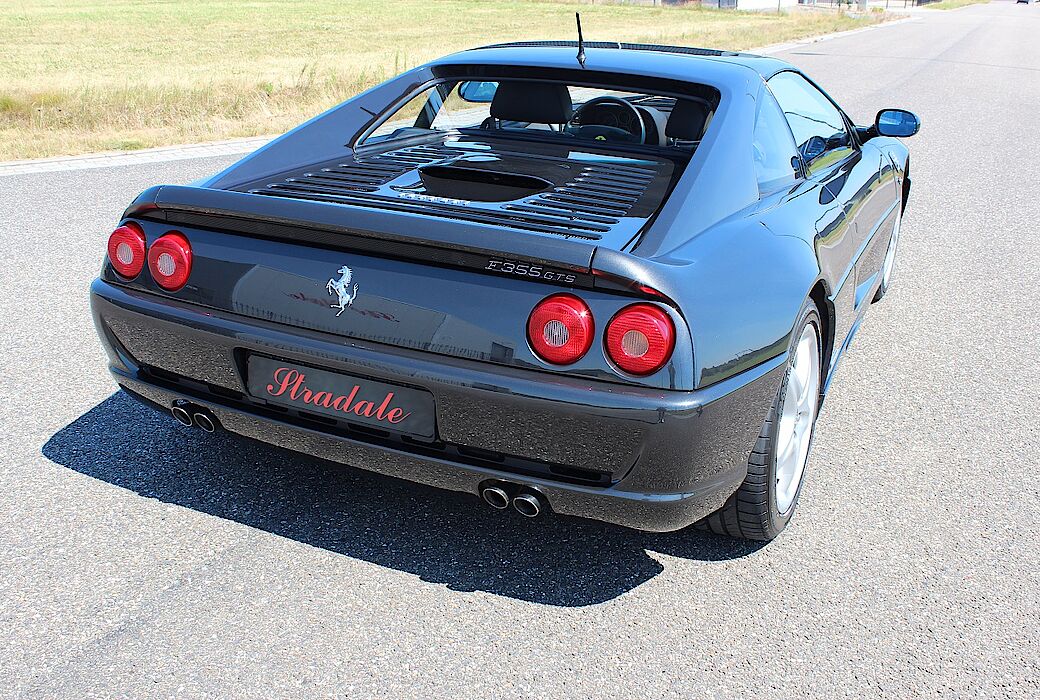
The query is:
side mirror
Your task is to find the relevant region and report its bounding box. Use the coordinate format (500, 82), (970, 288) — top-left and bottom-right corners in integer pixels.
(875, 109), (920, 138)
(458, 81), (498, 104)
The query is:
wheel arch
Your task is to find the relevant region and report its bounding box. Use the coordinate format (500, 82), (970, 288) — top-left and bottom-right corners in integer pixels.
(808, 279), (835, 387)
(901, 155), (911, 213)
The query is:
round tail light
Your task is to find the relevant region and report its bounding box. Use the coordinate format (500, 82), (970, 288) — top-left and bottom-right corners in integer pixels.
(527, 294), (594, 365)
(605, 304), (675, 376)
(106, 223), (147, 279)
(147, 232), (193, 291)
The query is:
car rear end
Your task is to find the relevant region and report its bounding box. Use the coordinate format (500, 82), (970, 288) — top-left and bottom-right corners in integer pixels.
(92, 169), (788, 532)
(89, 62), (788, 531)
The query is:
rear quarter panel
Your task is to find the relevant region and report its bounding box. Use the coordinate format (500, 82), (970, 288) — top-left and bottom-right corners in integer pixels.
(652, 214), (821, 389)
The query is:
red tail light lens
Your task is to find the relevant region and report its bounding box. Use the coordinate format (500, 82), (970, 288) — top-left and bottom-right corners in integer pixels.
(106, 223), (147, 279)
(147, 232), (193, 291)
(605, 304), (675, 376)
(527, 294), (594, 365)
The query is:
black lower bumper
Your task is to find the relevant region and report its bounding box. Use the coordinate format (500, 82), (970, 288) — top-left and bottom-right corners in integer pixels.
(91, 279), (787, 532)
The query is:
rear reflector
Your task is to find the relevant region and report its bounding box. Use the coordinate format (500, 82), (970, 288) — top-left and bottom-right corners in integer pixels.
(605, 304), (675, 376)
(147, 232), (193, 291)
(106, 223), (147, 279)
(527, 294), (594, 365)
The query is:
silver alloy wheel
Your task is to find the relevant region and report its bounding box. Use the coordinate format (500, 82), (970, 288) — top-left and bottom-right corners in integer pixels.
(881, 206), (902, 289)
(774, 322), (821, 515)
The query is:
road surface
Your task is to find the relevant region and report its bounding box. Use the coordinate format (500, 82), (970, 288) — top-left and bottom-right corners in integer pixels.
(1, 3), (1037, 697)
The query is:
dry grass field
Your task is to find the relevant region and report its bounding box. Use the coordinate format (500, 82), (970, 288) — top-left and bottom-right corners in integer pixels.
(0, 0), (887, 161)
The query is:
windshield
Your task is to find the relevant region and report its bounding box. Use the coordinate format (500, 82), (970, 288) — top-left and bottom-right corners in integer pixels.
(361, 80), (714, 150)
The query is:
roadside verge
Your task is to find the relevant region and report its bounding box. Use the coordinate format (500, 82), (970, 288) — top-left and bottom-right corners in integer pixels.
(0, 14), (915, 177)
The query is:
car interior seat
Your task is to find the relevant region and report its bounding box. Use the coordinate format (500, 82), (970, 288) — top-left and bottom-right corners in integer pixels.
(665, 99), (711, 146)
(485, 81), (574, 132)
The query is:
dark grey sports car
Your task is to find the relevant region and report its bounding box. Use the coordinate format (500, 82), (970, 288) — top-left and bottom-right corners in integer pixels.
(91, 40), (919, 540)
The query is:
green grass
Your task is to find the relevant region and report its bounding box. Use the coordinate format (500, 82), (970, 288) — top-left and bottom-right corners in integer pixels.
(922, 0), (989, 8)
(0, 0), (888, 161)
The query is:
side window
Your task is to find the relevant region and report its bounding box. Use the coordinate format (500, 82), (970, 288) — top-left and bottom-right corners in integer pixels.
(767, 71), (853, 174)
(360, 81), (496, 146)
(364, 86), (443, 143)
(752, 91), (799, 194)
(429, 83), (492, 131)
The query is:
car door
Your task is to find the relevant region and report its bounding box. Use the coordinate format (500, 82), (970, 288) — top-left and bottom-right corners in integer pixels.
(765, 71), (887, 351)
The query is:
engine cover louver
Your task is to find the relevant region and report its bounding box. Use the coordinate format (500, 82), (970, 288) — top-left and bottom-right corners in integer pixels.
(238, 137), (678, 248)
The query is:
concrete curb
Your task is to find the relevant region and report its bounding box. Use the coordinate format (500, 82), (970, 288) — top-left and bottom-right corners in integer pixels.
(0, 14), (919, 177)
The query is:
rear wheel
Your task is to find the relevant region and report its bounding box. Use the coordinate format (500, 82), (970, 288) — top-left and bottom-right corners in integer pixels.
(703, 302), (823, 541)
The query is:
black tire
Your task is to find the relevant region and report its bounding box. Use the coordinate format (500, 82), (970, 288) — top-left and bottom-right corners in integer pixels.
(872, 206), (902, 303)
(702, 301), (823, 541)
(872, 270), (891, 303)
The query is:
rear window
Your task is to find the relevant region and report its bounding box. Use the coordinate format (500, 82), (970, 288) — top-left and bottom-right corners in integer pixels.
(360, 79), (716, 151)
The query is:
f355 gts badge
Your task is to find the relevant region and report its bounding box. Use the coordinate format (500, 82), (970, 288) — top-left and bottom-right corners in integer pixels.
(327, 265), (359, 317)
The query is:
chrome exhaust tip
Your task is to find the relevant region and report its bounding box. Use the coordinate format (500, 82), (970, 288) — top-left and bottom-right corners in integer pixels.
(481, 486), (510, 510)
(192, 411), (217, 433)
(512, 493), (542, 518)
(171, 404), (194, 427)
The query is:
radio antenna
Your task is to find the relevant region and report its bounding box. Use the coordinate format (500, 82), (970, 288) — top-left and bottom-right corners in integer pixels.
(575, 13), (586, 68)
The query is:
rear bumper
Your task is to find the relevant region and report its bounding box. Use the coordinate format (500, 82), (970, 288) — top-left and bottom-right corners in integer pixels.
(91, 279), (786, 532)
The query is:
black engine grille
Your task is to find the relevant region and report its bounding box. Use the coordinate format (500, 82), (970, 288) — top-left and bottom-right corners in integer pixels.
(242, 141), (671, 241)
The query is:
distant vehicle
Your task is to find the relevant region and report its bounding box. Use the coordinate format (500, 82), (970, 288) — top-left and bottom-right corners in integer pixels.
(92, 40), (919, 541)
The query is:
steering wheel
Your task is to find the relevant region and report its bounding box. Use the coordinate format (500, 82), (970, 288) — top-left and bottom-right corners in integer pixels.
(570, 96), (647, 145)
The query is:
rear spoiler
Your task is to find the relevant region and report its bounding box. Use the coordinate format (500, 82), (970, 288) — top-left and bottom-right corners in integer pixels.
(124, 185), (678, 301)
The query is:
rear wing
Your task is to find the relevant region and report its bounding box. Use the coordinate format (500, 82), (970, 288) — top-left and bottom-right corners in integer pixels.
(124, 185), (679, 301)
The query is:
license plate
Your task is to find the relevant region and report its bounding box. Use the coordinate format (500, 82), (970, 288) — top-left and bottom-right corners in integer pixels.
(246, 355), (436, 438)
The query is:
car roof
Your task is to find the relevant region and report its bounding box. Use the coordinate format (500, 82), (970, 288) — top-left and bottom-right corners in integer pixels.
(431, 41), (794, 86)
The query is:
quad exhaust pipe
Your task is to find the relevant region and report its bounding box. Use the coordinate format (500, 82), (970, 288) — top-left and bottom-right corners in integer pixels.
(193, 410), (217, 433)
(171, 401), (218, 433)
(481, 486), (510, 510)
(170, 404), (193, 427)
(479, 484), (544, 518)
(512, 493), (541, 518)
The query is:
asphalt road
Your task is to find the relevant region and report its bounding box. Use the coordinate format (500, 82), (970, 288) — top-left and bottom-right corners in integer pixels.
(2, 3), (1038, 698)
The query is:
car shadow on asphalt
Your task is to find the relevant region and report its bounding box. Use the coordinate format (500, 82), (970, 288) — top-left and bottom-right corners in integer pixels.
(43, 392), (765, 607)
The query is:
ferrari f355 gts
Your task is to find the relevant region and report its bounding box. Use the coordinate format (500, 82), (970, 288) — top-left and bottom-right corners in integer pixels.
(91, 41), (919, 540)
